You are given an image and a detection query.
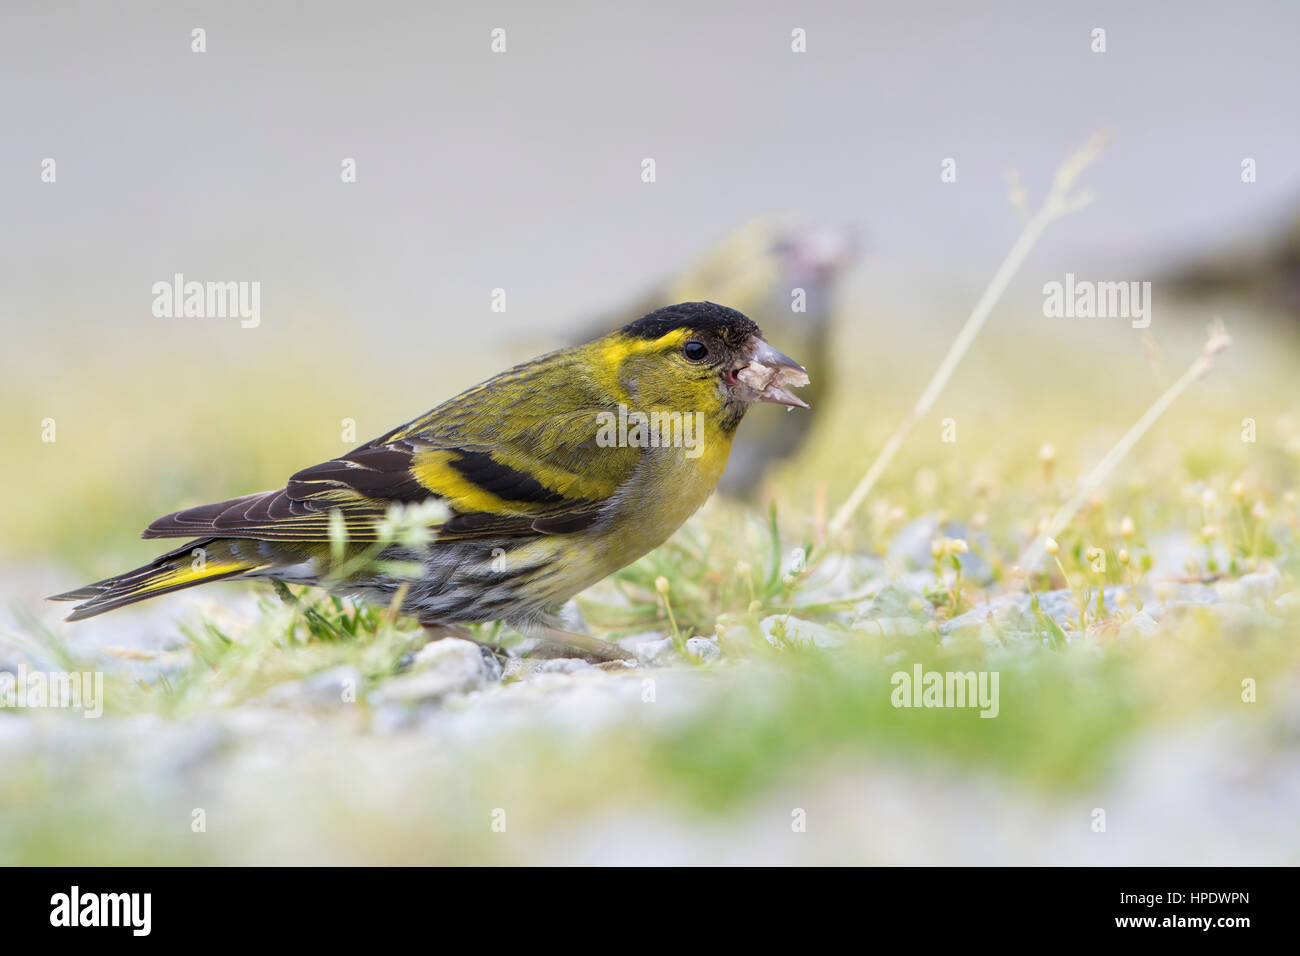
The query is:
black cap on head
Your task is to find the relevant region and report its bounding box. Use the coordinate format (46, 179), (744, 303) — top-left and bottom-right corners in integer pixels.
(621, 301), (762, 346)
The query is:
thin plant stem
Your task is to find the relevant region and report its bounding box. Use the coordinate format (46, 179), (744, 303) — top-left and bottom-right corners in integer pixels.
(828, 134), (1107, 540)
(1018, 321), (1233, 570)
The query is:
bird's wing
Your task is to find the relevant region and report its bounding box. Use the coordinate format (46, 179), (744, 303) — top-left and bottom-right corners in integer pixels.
(143, 350), (642, 543)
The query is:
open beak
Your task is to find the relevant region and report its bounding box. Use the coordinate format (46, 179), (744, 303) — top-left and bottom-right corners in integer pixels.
(732, 337), (811, 408)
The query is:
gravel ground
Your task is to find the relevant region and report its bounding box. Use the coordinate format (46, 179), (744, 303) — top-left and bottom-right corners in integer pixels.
(2, 551), (1297, 865)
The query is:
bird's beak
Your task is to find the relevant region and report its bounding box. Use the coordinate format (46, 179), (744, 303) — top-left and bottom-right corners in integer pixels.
(732, 336), (811, 408)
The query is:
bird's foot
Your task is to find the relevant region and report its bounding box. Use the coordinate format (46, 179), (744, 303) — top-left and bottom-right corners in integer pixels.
(528, 627), (636, 663)
(421, 622), (633, 664)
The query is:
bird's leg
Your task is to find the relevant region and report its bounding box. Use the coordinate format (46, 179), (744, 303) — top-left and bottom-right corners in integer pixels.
(421, 618), (634, 664)
(530, 627), (636, 663)
(510, 603), (635, 662)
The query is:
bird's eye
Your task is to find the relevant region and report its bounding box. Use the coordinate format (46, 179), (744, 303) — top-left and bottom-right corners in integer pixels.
(683, 340), (709, 362)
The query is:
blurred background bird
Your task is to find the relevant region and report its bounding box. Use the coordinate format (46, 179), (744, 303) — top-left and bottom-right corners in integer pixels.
(569, 220), (858, 496)
(1162, 198), (1300, 320)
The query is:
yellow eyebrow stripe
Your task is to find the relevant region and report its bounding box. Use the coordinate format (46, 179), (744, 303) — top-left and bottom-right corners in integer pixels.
(596, 329), (687, 373)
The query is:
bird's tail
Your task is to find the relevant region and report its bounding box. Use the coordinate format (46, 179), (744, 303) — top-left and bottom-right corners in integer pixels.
(48, 539), (265, 621)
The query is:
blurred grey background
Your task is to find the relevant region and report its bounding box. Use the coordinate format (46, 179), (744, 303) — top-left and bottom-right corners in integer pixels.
(2, 0), (1298, 370)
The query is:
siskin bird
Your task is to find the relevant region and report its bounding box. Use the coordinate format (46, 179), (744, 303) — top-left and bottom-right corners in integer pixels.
(50, 302), (809, 661)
